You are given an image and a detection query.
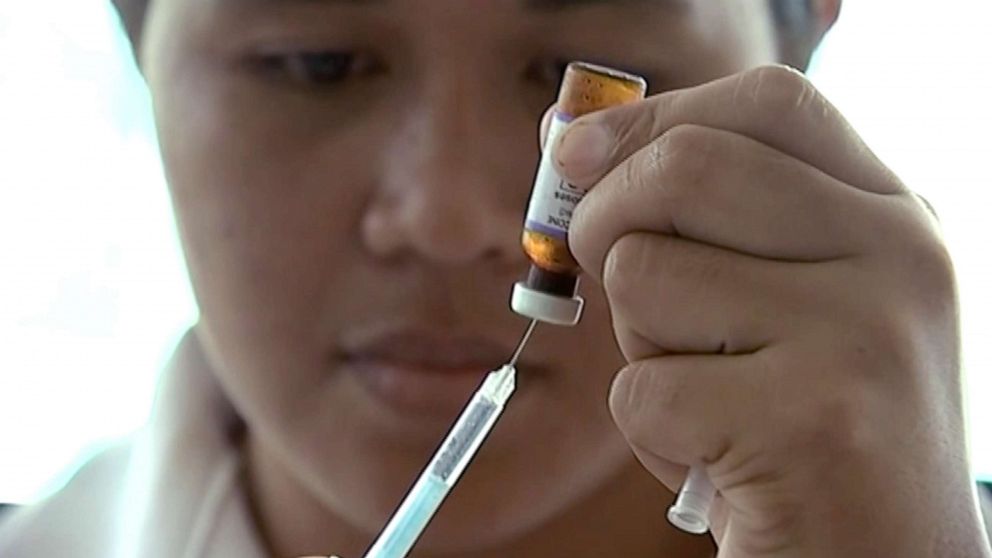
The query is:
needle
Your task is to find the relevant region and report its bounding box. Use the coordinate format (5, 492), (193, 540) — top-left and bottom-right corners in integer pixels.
(508, 319), (538, 367)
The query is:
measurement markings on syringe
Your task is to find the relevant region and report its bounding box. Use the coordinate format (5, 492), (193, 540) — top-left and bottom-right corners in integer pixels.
(432, 399), (499, 482)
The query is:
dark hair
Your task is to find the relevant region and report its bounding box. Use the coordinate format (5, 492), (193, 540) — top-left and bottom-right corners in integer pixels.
(113, 0), (820, 69)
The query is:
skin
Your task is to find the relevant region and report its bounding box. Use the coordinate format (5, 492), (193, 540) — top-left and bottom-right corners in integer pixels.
(125, 0), (992, 556)
(557, 69), (990, 557)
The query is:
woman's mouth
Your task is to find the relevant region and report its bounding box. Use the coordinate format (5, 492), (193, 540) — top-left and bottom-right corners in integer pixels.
(339, 329), (517, 419)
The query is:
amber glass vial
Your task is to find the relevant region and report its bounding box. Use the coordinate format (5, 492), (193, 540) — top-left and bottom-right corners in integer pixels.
(512, 62), (647, 326)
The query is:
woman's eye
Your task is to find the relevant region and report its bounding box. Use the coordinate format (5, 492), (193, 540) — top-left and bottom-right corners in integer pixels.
(256, 51), (375, 86)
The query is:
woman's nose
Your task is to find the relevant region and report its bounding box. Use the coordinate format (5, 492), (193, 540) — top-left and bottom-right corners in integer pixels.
(361, 94), (529, 270)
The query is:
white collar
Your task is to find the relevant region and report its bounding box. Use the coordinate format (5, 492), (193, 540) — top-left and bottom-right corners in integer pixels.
(113, 332), (268, 558)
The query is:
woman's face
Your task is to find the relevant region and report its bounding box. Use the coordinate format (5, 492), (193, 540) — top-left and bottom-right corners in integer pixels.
(141, 0), (777, 551)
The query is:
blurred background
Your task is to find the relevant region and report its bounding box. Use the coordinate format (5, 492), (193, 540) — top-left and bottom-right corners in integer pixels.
(0, 1), (989, 505)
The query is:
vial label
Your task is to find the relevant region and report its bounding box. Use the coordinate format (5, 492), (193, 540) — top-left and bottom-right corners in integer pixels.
(524, 111), (583, 240)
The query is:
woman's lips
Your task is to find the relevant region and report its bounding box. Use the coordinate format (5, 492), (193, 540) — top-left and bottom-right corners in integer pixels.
(340, 330), (515, 418)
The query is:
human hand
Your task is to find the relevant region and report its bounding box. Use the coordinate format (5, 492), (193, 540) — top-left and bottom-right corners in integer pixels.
(554, 65), (991, 557)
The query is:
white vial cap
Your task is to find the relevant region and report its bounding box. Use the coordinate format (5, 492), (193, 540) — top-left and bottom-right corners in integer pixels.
(511, 281), (584, 326)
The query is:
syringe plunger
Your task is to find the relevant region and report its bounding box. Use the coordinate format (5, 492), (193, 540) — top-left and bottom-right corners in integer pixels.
(667, 465), (715, 535)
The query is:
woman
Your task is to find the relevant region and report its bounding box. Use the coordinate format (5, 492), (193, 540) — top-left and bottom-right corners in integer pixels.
(2, 0), (990, 556)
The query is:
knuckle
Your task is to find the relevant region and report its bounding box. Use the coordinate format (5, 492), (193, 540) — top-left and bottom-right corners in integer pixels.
(609, 361), (684, 443)
(738, 64), (820, 121)
(611, 105), (655, 154)
(914, 192), (941, 222)
(609, 124), (717, 223)
(670, 241), (725, 289)
(658, 123), (714, 163)
(653, 236), (724, 301)
(786, 389), (875, 461)
(876, 202), (958, 320)
(859, 310), (919, 375)
(616, 152), (646, 199)
(852, 275), (952, 392)
(610, 100), (665, 156)
(654, 124), (714, 198)
(604, 233), (725, 317)
(603, 143), (654, 205)
(602, 233), (646, 307)
(811, 306), (918, 389)
(904, 232), (957, 304)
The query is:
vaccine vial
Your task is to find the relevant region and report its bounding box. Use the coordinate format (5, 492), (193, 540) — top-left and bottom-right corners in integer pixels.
(511, 62), (647, 326)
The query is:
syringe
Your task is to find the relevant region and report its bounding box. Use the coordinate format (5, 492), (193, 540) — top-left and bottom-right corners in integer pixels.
(361, 320), (538, 558)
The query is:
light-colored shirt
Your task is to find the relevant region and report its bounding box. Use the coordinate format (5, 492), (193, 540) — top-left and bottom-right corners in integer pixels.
(0, 334), (268, 558)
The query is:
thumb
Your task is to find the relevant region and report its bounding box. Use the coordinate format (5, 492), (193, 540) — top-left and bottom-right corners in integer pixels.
(538, 104), (555, 149)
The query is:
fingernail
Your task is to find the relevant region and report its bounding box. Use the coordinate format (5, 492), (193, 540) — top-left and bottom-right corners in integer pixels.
(555, 122), (612, 183)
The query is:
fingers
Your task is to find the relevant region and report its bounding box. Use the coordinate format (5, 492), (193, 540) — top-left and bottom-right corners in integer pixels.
(602, 232), (792, 360)
(554, 65), (904, 196)
(570, 124), (890, 280)
(609, 352), (766, 472)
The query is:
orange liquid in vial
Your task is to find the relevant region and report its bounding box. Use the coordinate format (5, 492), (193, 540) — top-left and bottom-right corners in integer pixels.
(522, 62), (647, 289)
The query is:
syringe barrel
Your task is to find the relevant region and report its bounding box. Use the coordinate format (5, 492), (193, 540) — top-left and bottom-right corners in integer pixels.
(362, 475), (448, 558)
(363, 366), (516, 558)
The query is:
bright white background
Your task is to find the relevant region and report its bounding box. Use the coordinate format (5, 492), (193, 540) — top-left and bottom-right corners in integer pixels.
(0, 1), (990, 504)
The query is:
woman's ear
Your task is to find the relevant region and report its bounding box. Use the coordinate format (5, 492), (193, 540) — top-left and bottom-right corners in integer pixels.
(778, 0), (842, 71)
(111, 0), (149, 62)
